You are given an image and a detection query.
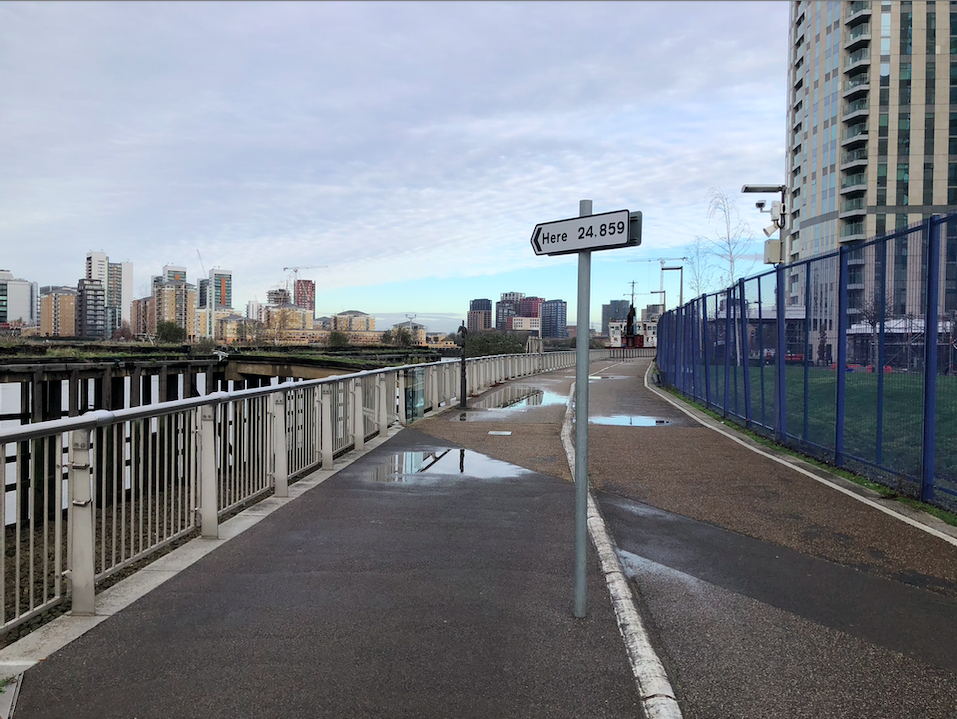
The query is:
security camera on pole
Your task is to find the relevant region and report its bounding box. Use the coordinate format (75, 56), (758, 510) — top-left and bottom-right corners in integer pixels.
(530, 202), (641, 618)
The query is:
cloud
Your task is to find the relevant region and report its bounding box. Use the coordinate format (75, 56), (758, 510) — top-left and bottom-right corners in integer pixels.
(0, 1), (789, 318)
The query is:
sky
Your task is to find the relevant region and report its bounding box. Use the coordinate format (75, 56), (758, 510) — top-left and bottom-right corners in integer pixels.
(0, 1), (789, 335)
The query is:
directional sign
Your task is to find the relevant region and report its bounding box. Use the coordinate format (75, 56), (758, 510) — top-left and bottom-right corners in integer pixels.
(530, 209), (640, 256)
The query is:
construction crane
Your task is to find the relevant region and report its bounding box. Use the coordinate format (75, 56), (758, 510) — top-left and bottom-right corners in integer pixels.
(282, 265), (327, 283)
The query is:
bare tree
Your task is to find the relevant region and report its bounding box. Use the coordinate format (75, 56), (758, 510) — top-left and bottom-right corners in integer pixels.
(685, 235), (716, 298)
(705, 187), (754, 286)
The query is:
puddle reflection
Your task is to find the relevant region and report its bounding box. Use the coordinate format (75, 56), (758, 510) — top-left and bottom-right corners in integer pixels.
(587, 416), (672, 426)
(371, 449), (531, 483)
(474, 386), (567, 410)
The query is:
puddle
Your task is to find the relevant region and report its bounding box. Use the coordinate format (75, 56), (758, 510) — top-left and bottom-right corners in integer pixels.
(587, 415), (673, 426)
(474, 386), (567, 410)
(588, 375), (629, 381)
(370, 449), (532, 483)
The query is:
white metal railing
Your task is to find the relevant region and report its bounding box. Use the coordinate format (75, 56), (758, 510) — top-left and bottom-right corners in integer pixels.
(0, 348), (649, 630)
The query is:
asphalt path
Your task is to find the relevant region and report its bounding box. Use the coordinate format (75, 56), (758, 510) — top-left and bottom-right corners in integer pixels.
(13, 427), (641, 719)
(417, 356), (957, 718)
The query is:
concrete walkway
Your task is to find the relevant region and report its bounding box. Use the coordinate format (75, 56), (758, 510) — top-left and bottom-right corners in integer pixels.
(11, 425), (641, 719)
(8, 355), (957, 718)
(417, 356), (957, 718)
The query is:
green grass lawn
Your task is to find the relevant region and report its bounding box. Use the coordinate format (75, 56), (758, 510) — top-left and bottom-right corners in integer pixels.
(683, 362), (957, 491)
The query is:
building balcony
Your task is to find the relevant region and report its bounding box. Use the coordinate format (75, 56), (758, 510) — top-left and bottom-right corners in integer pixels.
(839, 197), (867, 218)
(843, 74), (870, 98)
(840, 147), (869, 170)
(840, 174), (868, 194)
(844, 48), (870, 72)
(842, 97), (869, 122)
(839, 226), (867, 243)
(845, 1), (871, 25)
(844, 23), (871, 49)
(841, 124), (869, 147)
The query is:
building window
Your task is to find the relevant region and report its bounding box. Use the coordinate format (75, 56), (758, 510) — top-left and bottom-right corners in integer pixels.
(900, 3), (913, 56)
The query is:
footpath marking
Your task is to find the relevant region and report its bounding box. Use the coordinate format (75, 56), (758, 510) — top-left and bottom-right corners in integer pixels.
(643, 364), (957, 550)
(560, 375), (684, 719)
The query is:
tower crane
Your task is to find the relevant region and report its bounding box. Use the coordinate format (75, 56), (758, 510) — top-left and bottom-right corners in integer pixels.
(282, 265), (328, 283)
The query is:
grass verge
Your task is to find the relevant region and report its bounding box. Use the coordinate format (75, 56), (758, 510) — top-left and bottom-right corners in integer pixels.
(659, 383), (957, 529)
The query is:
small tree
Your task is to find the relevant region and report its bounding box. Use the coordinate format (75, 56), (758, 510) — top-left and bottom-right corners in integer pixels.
(156, 320), (186, 343)
(686, 235), (716, 298)
(327, 330), (350, 348)
(112, 321), (133, 341)
(393, 327), (412, 347)
(380, 329), (394, 345)
(704, 187), (754, 287)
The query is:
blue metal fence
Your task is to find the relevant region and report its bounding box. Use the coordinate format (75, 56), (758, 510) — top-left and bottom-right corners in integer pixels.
(658, 213), (957, 512)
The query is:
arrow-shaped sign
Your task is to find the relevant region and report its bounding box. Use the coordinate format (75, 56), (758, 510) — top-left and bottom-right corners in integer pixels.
(530, 209), (640, 256)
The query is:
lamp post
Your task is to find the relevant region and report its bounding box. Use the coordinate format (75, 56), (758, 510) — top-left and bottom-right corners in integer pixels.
(405, 313), (417, 346)
(662, 265), (684, 307)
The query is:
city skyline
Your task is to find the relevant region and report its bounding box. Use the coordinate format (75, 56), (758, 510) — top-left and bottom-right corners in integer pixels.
(1, 2), (787, 334)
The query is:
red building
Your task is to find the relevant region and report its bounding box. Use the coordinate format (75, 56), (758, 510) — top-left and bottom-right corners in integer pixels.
(294, 279), (316, 312)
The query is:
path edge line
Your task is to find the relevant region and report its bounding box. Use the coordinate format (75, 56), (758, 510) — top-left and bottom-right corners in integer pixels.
(561, 379), (683, 719)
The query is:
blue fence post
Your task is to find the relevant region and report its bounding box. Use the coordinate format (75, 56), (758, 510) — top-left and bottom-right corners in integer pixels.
(677, 305), (684, 395)
(691, 299), (699, 402)
(724, 288), (732, 417)
(738, 279), (752, 428)
(920, 216), (941, 503)
(803, 261), (811, 443)
(702, 294), (711, 409)
(835, 246), (849, 467)
(776, 265), (788, 443)
(876, 236), (887, 466)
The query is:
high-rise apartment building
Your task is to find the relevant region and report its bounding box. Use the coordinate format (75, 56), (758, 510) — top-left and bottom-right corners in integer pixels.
(467, 310), (492, 333)
(40, 286), (77, 337)
(267, 288), (291, 305)
(541, 300), (568, 338)
(601, 300), (631, 337)
(0, 270), (38, 326)
(162, 265), (187, 282)
(469, 298), (492, 312)
(154, 281), (197, 339)
(295, 279), (316, 313)
(209, 269), (233, 309)
(86, 252), (132, 334)
(518, 296), (545, 319)
(786, 0), (956, 261)
(495, 292), (524, 330)
(76, 279), (107, 338)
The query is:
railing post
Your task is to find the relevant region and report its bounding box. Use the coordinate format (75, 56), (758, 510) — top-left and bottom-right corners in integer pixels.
(321, 383), (334, 469)
(199, 399), (220, 537)
(397, 370), (407, 425)
(377, 373), (389, 437)
(428, 366), (438, 412)
(835, 245), (849, 466)
(68, 426), (95, 615)
(353, 378), (365, 450)
(776, 265), (788, 442)
(271, 390), (288, 498)
(920, 216), (942, 503)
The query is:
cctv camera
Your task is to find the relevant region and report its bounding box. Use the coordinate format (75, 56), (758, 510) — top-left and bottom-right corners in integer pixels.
(763, 224), (779, 238)
(755, 200), (767, 211)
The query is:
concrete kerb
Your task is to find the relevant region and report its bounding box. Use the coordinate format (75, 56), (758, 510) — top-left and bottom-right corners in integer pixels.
(643, 363), (957, 549)
(560, 379), (684, 719)
(0, 423), (407, 716)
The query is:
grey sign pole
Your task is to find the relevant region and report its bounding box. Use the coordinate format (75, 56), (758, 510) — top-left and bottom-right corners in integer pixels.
(574, 199), (592, 618)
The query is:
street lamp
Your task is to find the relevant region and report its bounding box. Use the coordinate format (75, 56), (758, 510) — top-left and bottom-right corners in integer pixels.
(405, 313), (417, 346)
(662, 265), (684, 307)
(650, 289), (666, 315)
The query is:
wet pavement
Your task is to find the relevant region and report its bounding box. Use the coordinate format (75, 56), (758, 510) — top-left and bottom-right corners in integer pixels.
(416, 355), (957, 719)
(13, 428), (641, 719)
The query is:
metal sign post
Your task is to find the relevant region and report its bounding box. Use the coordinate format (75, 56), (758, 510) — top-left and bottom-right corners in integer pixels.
(531, 202), (642, 618)
(573, 199), (592, 618)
